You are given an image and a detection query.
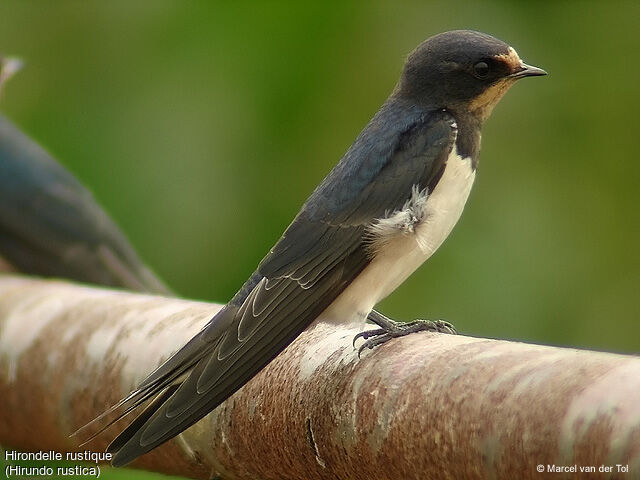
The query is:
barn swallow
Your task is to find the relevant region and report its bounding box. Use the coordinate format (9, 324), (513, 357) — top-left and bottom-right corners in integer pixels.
(86, 30), (546, 466)
(0, 54), (168, 292)
(0, 115), (169, 294)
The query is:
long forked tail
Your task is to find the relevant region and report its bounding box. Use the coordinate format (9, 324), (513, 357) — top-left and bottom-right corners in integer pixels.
(71, 323), (219, 448)
(104, 384), (179, 454)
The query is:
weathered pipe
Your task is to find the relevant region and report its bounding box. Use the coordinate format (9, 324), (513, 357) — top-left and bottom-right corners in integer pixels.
(0, 275), (638, 479)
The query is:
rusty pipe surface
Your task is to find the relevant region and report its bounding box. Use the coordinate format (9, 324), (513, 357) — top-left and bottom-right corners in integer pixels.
(0, 274), (638, 479)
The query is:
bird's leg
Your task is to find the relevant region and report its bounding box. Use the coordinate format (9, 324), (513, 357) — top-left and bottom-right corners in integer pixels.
(353, 309), (456, 357)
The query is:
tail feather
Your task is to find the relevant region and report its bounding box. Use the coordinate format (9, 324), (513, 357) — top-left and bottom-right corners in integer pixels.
(107, 384), (179, 457)
(72, 383), (162, 447)
(136, 318), (222, 391)
(72, 314), (224, 448)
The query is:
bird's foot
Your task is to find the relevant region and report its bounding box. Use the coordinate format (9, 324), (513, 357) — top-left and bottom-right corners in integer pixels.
(353, 310), (456, 357)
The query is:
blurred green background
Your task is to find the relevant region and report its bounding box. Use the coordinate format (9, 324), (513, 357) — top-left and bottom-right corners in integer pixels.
(0, 1), (638, 478)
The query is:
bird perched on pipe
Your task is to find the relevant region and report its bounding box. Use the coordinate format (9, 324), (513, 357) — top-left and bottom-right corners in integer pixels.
(0, 57), (169, 293)
(79, 30), (546, 466)
(0, 52), (416, 353)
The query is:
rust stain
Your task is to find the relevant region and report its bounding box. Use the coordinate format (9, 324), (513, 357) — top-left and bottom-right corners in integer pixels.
(0, 257), (15, 273)
(1, 276), (639, 480)
(0, 277), (214, 479)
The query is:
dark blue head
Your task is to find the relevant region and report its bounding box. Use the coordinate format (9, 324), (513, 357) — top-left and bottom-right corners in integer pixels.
(396, 30), (546, 120)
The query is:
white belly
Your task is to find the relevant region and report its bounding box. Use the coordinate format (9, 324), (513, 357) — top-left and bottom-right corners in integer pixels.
(319, 148), (475, 325)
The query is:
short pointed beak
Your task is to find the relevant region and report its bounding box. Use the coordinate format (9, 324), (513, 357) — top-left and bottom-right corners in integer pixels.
(510, 63), (547, 79)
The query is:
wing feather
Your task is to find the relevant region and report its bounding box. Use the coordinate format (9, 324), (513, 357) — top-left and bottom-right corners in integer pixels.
(107, 107), (458, 466)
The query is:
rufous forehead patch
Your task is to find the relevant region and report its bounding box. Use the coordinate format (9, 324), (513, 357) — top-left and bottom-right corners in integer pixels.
(494, 46), (522, 71)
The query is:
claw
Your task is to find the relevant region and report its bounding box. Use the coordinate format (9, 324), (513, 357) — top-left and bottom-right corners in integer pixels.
(353, 318), (457, 357)
(352, 328), (385, 348)
(357, 335), (387, 358)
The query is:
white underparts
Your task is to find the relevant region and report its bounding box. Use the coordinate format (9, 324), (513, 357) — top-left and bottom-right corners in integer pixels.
(318, 147), (476, 326)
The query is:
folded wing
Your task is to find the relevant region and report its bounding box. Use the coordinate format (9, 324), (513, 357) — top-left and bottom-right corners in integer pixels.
(105, 107), (458, 466)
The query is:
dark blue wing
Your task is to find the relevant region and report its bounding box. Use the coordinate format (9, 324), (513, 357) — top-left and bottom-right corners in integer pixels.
(258, 105), (456, 280)
(0, 115), (168, 293)
(107, 105), (458, 466)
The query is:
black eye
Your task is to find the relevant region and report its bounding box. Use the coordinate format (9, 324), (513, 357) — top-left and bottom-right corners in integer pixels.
(473, 61), (490, 79)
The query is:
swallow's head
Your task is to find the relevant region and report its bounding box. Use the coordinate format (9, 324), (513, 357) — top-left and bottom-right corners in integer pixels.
(397, 30), (546, 121)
